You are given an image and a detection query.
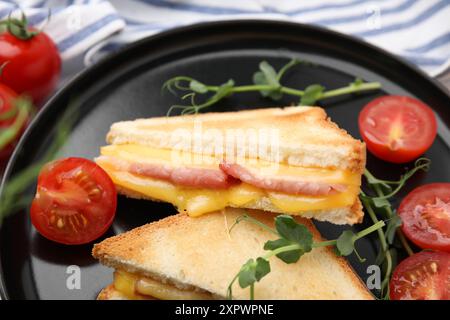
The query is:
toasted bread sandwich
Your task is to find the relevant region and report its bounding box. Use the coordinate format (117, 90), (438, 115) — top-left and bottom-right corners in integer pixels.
(93, 208), (373, 300)
(95, 107), (366, 225)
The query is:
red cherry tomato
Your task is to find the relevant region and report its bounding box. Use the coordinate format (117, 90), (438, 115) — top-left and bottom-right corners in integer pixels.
(398, 183), (450, 252)
(0, 83), (30, 162)
(31, 158), (117, 245)
(0, 27), (61, 104)
(390, 251), (449, 300)
(358, 95), (437, 163)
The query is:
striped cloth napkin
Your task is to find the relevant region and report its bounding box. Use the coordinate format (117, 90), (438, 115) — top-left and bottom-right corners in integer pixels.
(0, 0), (449, 77)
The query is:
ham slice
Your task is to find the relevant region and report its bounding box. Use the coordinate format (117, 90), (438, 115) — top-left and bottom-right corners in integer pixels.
(219, 161), (347, 196)
(129, 162), (237, 189)
(97, 156), (236, 189)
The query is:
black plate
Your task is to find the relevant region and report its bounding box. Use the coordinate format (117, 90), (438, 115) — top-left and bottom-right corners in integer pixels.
(1, 20), (449, 300)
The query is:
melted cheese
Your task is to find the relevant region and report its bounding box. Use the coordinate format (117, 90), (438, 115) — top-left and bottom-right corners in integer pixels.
(97, 145), (361, 216)
(113, 270), (213, 300)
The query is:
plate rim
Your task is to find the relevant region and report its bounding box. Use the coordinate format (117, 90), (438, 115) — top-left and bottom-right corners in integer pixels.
(1, 19), (450, 300)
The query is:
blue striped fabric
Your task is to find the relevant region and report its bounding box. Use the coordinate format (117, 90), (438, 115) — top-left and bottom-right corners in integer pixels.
(0, 0), (449, 76)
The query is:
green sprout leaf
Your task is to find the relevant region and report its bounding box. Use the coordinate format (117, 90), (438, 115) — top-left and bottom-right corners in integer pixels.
(238, 259), (257, 288)
(254, 258), (271, 281)
(300, 84), (324, 105)
(237, 258), (270, 288)
(253, 61), (282, 100)
(259, 61), (279, 87)
(274, 215), (313, 250)
(371, 197), (391, 210)
(263, 215), (313, 263)
(336, 230), (367, 262)
(336, 230), (357, 256)
(264, 238), (301, 263)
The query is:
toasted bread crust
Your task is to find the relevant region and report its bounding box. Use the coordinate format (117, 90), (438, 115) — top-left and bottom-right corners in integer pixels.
(93, 209), (373, 300)
(106, 107), (366, 173)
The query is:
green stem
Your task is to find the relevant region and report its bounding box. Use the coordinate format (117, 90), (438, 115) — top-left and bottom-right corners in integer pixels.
(312, 221), (385, 249)
(280, 86), (304, 96)
(226, 273), (239, 300)
(320, 82), (382, 99)
(205, 84), (275, 93)
(397, 230), (414, 256)
(263, 244), (300, 260)
(277, 59), (301, 81)
(312, 239), (337, 248)
(355, 220), (386, 240)
(361, 197), (392, 293)
(204, 82), (380, 99)
(233, 85), (274, 93)
(250, 284), (255, 300)
(0, 103), (29, 150)
(373, 184), (414, 256)
(0, 105), (18, 121)
(369, 161), (430, 201)
(229, 214), (278, 235)
(263, 220), (385, 255)
(373, 183), (404, 200)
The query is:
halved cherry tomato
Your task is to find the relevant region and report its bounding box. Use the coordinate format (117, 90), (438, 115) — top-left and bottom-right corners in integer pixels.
(390, 251), (449, 300)
(358, 95), (437, 163)
(398, 183), (450, 252)
(30, 158), (117, 245)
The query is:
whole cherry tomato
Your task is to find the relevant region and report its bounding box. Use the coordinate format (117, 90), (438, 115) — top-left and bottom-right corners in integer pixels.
(0, 14), (61, 105)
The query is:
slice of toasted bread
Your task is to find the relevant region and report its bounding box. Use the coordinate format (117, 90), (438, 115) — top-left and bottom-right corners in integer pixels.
(106, 107), (366, 173)
(93, 208), (373, 300)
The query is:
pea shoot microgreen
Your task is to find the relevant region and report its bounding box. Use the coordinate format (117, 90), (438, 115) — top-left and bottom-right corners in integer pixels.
(227, 158), (431, 300)
(163, 59), (382, 115)
(360, 158), (430, 298)
(227, 214), (385, 300)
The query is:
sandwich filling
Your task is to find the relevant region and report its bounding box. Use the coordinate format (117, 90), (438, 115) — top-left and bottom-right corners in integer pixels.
(96, 144), (361, 217)
(113, 270), (216, 300)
